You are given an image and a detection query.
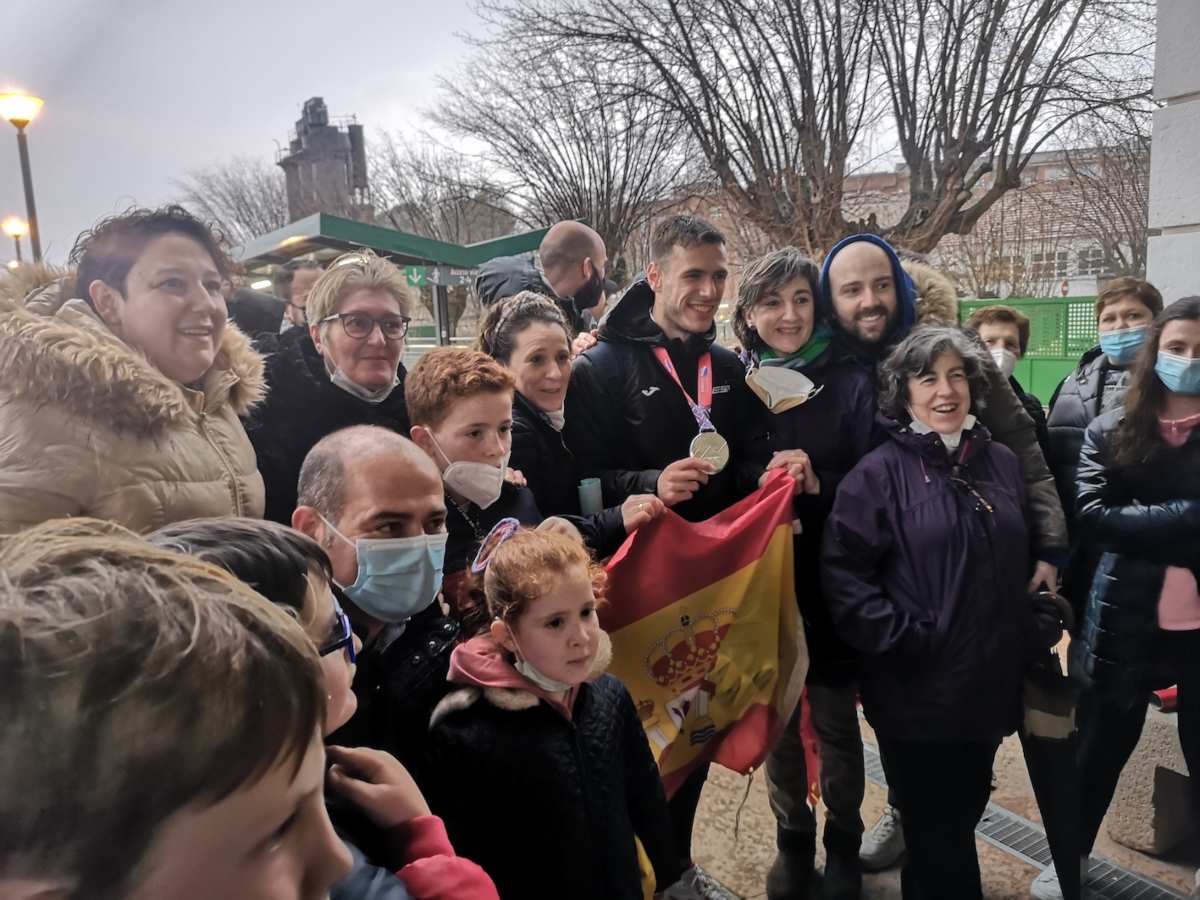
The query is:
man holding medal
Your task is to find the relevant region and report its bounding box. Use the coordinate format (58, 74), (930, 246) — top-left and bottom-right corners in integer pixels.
(564, 214), (776, 900)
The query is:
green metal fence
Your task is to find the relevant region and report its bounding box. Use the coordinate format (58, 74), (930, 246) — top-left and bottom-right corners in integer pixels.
(959, 296), (1098, 406)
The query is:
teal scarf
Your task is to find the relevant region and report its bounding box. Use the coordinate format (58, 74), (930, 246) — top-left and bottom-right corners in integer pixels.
(759, 323), (833, 370)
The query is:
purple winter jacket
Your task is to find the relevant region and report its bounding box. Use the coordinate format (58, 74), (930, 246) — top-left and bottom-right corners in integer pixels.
(821, 418), (1035, 742)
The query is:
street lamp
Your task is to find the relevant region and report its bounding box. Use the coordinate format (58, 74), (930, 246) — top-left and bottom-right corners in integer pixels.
(0, 91), (44, 263)
(2, 215), (28, 263)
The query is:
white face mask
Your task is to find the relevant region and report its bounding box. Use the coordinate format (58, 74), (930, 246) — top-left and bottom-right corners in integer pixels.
(544, 408), (566, 431)
(426, 429), (508, 509)
(908, 410), (978, 451)
(505, 623), (575, 693)
(989, 347), (1018, 380)
(745, 365), (823, 413)
(324, 356), (400, 404)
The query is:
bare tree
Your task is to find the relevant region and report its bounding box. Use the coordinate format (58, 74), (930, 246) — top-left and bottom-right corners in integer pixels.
(1060, 113), (1152, 277)
(174, 157), (289, 246)
(435, 51), (686, 263)
(475, 0), (1153, 254)
(372, 135), (518, 334)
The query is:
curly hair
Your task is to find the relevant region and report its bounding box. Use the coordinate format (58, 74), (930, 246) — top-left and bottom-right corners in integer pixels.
(70, 205), (234, 307)
(734, 247), (821, 352)
(404, 346), (516, 430)
(877, 325), (992, 423)
(475, 290), (572, 364)
(483, 528), (607, 624)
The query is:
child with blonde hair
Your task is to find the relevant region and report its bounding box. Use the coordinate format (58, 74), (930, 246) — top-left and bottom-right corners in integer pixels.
(424, 523), (679, 899)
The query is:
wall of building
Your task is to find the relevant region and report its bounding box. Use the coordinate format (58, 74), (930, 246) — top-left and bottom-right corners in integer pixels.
(1146, 0), (1200, 304)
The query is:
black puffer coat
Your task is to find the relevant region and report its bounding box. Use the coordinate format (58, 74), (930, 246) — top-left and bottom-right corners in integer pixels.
(746, 349), (880, 685)
(510, 391), (626, 556)
(474, 253), (586, 334)
(564, 281), (764, 523)
(1069, 409), (1200, 703)
(328, 601), (461, 784)
(425, 667), (679, 899)
(246, 327), (410, 524)
(1046, 346), (1120, 527)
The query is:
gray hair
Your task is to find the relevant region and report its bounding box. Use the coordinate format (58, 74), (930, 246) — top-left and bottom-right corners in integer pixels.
(734, 247), (820, 351)
(877, 325), (992, 423)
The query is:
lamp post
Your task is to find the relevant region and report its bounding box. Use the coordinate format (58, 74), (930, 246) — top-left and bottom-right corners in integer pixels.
(0, 92), (44, 263)
(2, 216), (28, 263)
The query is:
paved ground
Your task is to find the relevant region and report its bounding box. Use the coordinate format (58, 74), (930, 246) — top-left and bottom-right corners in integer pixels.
(690, 718), (1200, 899)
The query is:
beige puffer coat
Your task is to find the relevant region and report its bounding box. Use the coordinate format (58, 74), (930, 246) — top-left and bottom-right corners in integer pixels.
(0, 283), (266, 534)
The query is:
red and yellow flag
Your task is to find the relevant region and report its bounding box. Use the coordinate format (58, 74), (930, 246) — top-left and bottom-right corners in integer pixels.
(601, 470), (808, 797)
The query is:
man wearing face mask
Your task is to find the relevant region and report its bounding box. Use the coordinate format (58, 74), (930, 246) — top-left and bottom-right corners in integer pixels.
(1045, 277), (1163, 528)
(406, 346), (584, 632)
(966, 305), (1050, 456)
(249, 251), (413, 524)
(292, 425), (458, 780)
(474, 221), (607, 337)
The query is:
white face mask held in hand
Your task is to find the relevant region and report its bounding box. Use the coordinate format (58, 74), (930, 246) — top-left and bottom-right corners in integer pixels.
(989, 347), (1018, 380)
(425, 429), (508, 509)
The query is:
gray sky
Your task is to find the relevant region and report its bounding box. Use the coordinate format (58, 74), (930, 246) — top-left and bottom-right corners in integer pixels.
(0, 0), (481, 263)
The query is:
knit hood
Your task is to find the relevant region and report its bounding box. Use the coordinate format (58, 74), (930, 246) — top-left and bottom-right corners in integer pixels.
(819, 234), (918, 351)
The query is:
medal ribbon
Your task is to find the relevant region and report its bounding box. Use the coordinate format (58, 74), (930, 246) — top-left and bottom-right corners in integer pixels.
(651, 347), (715, 432)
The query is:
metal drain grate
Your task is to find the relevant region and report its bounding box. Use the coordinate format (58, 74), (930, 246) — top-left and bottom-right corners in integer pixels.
(862, 743), (1186, 899)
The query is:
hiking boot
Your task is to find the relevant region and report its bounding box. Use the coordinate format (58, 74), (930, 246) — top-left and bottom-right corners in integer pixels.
(1029, 857), (1089, 900)
(822, 825), (862, 900)
(766, 827), (816, 900)
(661, 864), (742, 900)
(859, 805), (905, 872)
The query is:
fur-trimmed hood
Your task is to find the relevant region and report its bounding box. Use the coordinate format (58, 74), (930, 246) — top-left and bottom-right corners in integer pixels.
(903, 260), (959, 326)
(431, 630), (613, 726)
(0, 275), (265, 438)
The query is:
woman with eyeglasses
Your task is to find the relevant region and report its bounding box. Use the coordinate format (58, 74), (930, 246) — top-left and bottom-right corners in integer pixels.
(732, 247), (879, 899)
(822, 326), (1051, 900)
(249, 249), (415, 524)
(0, 205), (265, 534)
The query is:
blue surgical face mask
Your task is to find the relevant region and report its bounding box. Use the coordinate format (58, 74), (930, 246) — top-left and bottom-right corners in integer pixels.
(320, 515), (447, 623)
(1156, 351), (1200, 396)
(1099, 325), (1148, 365)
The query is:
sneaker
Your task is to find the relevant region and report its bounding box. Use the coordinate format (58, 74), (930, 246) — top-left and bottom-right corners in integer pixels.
(1029, 857), (1089, 900)
(661, 864), (743, 900)
(859, 806), (905, 872)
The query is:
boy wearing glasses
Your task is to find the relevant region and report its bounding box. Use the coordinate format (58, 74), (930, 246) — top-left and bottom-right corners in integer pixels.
(248, 249), (415, 524)
(147, 516), (499, 900)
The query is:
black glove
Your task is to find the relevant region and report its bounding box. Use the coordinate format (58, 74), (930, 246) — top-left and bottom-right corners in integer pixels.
(1031, 590), (1072, 650)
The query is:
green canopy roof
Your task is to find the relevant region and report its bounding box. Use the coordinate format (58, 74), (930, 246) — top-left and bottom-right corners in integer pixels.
(234, 213), (549, 272)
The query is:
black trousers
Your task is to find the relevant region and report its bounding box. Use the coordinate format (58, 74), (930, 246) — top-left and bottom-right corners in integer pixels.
(1078, 630), (1200, 854)
(876, 735), (1000, 900)
(668, 762), (710, 869)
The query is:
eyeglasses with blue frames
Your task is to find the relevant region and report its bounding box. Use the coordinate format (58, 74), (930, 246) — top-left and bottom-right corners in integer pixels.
(318, 589), (357, 664)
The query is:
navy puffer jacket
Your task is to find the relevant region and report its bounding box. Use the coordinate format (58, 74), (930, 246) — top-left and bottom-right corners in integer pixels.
(1069, 409), (1200, 702)
(822, 419), (1035, 742)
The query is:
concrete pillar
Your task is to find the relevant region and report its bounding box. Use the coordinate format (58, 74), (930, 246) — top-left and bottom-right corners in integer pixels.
(1146, 1), (1200, 302)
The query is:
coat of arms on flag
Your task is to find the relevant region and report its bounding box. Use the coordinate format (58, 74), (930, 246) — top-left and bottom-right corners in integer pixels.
(601, 470), (808, 797)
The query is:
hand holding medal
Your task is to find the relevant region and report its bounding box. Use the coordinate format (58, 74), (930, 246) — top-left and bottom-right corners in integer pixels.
(649, 347), (730, 507)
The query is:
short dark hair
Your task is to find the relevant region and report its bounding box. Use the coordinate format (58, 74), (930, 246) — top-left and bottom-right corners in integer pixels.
(70, 205), (234, 307)
(1096, 276), (1163, 321)
(734, 247), (820, 351)
(297, 425), (420, 521)
(273, 258), (324, 301)
(650, 214), (725, 263)
(877, 325), (992, 423)
(0, 518), (322, 898)
(147, 517), (333, 618)
(965, 305), (1032, 356)
(476, 291), (572, 365)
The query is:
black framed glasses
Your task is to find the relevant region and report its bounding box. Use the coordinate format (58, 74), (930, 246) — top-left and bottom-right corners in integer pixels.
(320, 312), (410, 342)
(318, 589), (357, 664)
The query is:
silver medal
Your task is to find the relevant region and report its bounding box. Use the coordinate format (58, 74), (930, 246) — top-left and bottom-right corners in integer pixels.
(690, 431), (730, 473)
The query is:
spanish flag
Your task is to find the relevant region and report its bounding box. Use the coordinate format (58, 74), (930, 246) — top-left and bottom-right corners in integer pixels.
(601, 470), (808, 797)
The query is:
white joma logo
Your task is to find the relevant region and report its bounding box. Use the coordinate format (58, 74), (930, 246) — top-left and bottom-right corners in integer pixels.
(641, 386), (661, 397)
